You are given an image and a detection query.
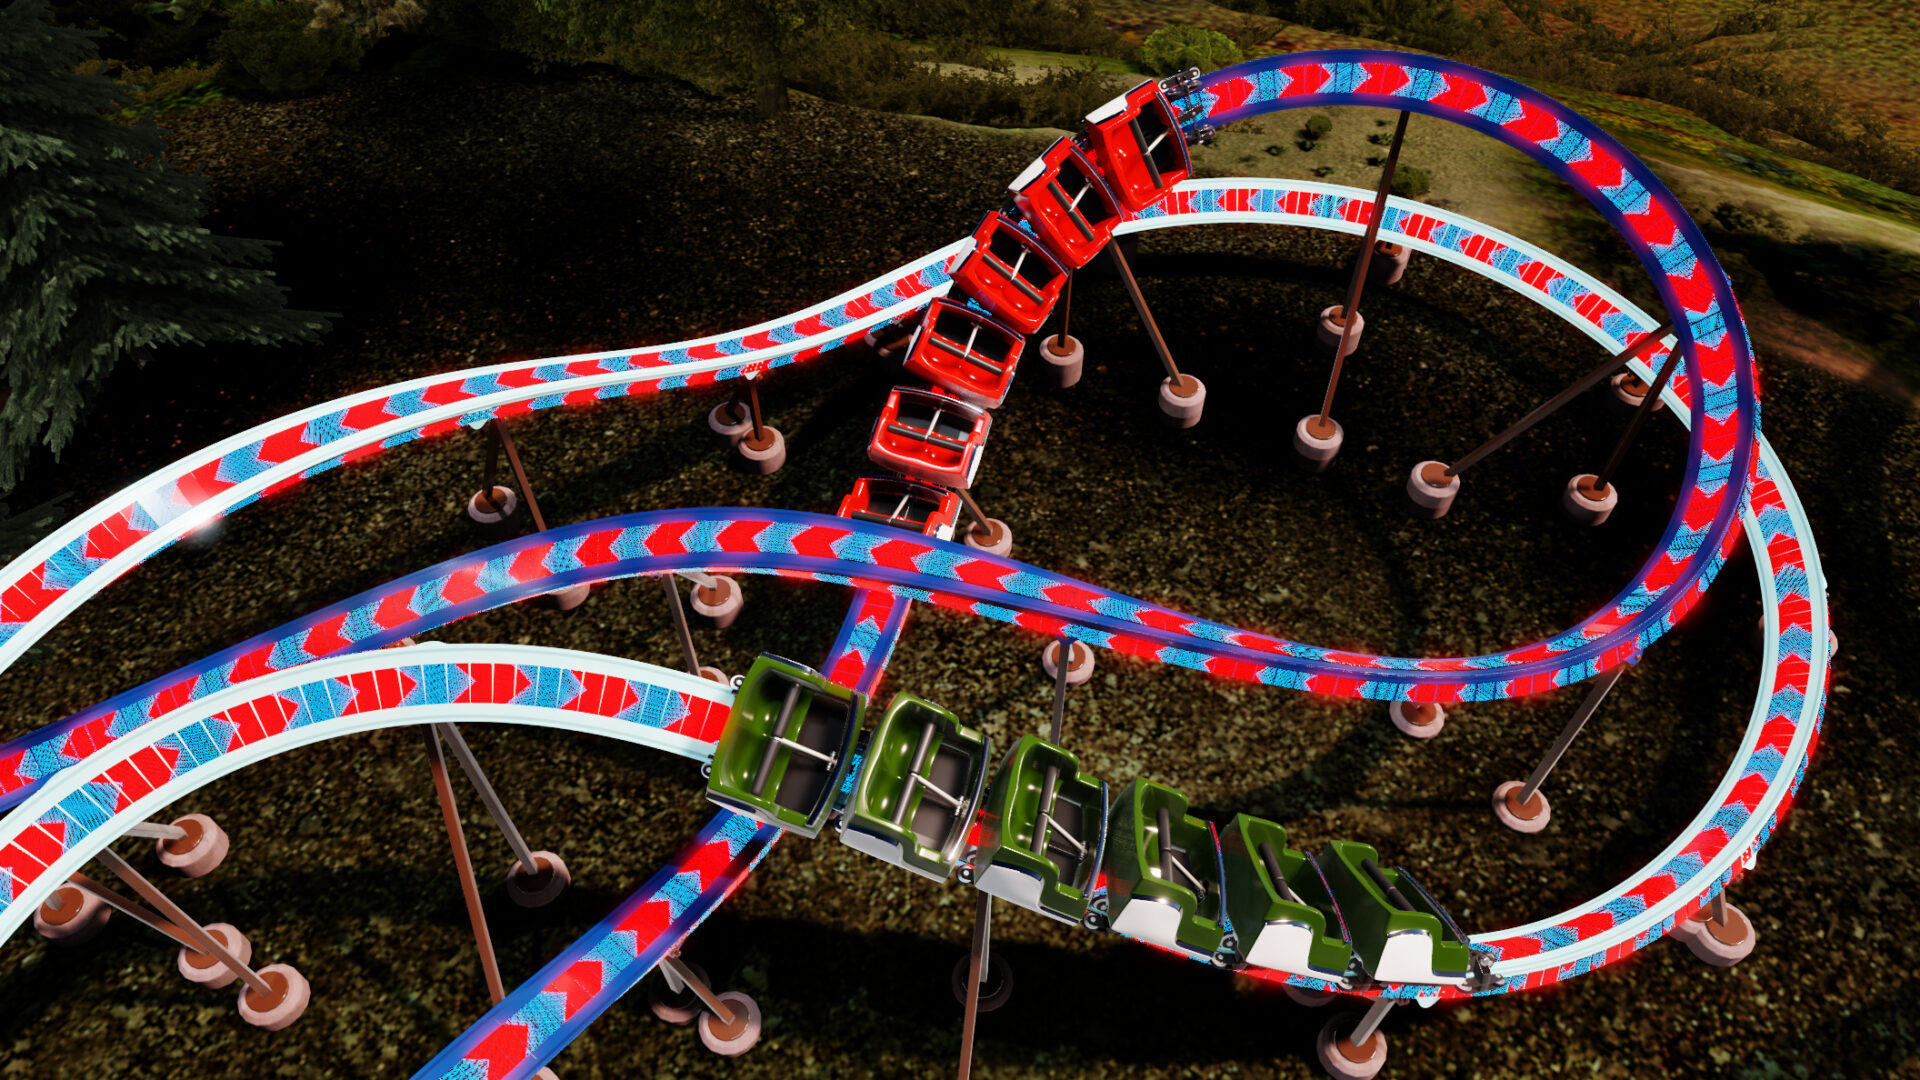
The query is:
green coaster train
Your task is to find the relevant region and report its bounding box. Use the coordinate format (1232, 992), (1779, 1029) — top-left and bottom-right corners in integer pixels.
(705, 653), (1480, 988)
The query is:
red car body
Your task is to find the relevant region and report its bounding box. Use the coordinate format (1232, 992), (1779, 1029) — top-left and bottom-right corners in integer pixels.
(866, 387), (993, 489)
(1009, 137), (1122, 270)
(1081, 82), (1192, 214)
(901, 299), (1025, 409)
(949, 212), (1067, 335)
(835, 476), (962, 541)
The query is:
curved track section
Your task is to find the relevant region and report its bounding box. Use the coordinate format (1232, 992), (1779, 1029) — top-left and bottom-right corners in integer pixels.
(0, 51), (1759, 736)
(0, 245), (963, 672)
(0, 646), (733, 938)
(0, 177), (1746, 813)
(418, 587), (914, 1080)
(0, 177), (1827, 999)
(1185, 50), (1758, 722)
(417, 809), (778, 1080)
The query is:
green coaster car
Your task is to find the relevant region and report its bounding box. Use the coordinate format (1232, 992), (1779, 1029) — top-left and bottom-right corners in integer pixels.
(1101, 778), (1231, 960)
(1221, 814), (1354, 978)
(705, 654), (864, 838)
(840, 693), (991, 882)
(971, 735), (1108, 925)
(1317, 839), (1473, 985)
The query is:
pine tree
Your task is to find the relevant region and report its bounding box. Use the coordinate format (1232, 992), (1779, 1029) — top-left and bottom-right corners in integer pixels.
(0, 0), (329, 492)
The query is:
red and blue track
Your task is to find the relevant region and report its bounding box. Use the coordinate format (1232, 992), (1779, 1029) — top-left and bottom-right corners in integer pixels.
(0, 49), (1827, 1080)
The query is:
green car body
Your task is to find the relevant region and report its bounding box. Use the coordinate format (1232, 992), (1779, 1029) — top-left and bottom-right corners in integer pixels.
(705, 654), (864, 838)
(1221, 814), (1353, 977)
(841, 693), (990, 881)
(1101, 778), (1229, 957)
(971, 734), (1108, 925)
(1318, 839), (1472, 984)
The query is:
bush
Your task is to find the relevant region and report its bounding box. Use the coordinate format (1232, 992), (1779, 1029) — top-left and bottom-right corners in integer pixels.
(1391, 163), (1431, 197)
(213, 1), (365, 95)
(1139, 26), (1241, 75)
(786, 30), (1119, 131)
(867, 0), (1124, 58)
(1305, 113), (1331, 137)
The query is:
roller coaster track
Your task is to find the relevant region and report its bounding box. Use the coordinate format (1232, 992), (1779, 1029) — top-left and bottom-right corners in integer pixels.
(0, 49), (1827, 1077)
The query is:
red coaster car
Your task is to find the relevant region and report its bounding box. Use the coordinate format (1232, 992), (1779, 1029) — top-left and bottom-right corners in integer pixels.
(867, 387), (992, 489)
(949, 212), (1067, 335)
(1009, 137), (1122, 270)
(1082, 81), (1192, 214)
(901, 299), (1025, 409)
(836, 476), (962, 541)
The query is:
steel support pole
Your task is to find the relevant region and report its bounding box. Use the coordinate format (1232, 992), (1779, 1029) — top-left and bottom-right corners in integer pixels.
(1048, 635), (1071, 744)
(491, 420), (548, 532)
(956, 891), (993, 1080)
(123, 821), (188, 841)
(436, 723), (541, 875)
(1350, 995), (1396, 1045)
(1052, 272), (1074, 350)
(952, 487), (994, 541)
(1445, 323), (1673, 478)
(94, 848), (275, 998)
(746, 375), (766, 443)
(425, 726), (506, 1004)
(65, 872), (201, 950)
(1315, 110), (1409, 429)
(661, 575), (703, 676)
(1106, 243), (1183, 383)
(1590, 340), (1685, 495)
(660, 954), (738, 1026)
(1517, 665), (1626, 805)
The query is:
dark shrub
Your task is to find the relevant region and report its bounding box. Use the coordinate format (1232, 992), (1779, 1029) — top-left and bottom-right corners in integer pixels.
(213, 1), (364, 94)
(1391, 163), (1431, 196)
(1140, 26), (1242, 74)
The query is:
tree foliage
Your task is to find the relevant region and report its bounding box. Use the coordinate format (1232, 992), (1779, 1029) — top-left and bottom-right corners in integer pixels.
(0, 0), (328, 491)
(531, 0), (855, 114)
(1139, 26), (1241, 75)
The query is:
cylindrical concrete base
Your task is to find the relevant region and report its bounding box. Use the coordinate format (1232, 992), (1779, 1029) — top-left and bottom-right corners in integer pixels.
(737, 427), (786, 474)
(1562, 474), (1618, 526)
(1405, 461), (1459, 519)
(507, 851), (571, 908)
(467, 486), (519, 528)
(1366, 241), (1410, 286)
(1284, 983), (1336, 1008)
(650, 960), (710, 1025)
(1158, 374), (1205, 428)
(178, 923), (253, 988)
(961, 518), (1013, 557)
(1040, 334), (1084, 389)
(1492, 780), (1551, 834)
(539, 583), (592, 611)
(1671, 901), (1757, 967)
(33, 885), (112, 945)
(950, 951), (1016, 1013)
(156, 813), (230, 878)
(708, 401), (753, 447)
(699, 665), (729, 684)
(1292, 416), (1344, 472)
(1042, 640), (1095, 686)
(697, 991), (763, 1056)
(1608, 371), (1665, 415)
(1316, 1015), (1388, 1080)
(691, 575), (744, 629)
(237, 964), (311, 1031)
(1317, 306), (1365, 356)
(1389, 700), (1446, 739)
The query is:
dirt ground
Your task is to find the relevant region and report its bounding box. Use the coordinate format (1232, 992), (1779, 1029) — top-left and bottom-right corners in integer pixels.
(1, 59), (1916, 1079)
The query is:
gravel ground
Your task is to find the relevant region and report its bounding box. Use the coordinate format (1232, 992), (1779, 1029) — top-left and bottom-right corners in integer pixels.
(1, 56), (1916, 1080)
